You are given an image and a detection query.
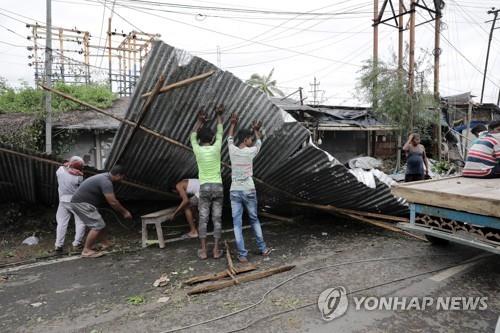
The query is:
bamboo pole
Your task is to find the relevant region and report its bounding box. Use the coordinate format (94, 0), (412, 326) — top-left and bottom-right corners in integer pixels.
(259, 212), (296, 223)
(290, 201), (425, 241)
(141, 70), (216, 97)
(291, 201), (409, 223)
(183, 264), (257, 285)
(187, 265), (295, 295)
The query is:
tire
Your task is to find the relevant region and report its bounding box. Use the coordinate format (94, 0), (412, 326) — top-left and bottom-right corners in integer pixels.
(425, 235), (450, 246)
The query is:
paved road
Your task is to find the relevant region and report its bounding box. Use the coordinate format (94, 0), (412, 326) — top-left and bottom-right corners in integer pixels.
(0, 216), (497, 333)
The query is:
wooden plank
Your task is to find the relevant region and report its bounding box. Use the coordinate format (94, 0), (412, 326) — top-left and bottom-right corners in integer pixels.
(142, 207), (176, 219)
(187, 265), (295, 295)
(183, 264), (257, 285)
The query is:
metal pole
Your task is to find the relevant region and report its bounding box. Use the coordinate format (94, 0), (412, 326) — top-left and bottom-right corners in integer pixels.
(409, 0), (416, 130)
(44, 0), (52, 154)
(480, 8), (499, 104)
(398, 0), (403, 81)
(373, 0), (379, 110)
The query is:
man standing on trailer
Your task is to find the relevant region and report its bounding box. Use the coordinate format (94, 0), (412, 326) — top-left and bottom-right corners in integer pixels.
(463, 120), (500, 178)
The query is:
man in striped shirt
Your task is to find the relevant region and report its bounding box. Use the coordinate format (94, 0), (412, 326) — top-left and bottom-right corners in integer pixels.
(463, 120), (500, 178)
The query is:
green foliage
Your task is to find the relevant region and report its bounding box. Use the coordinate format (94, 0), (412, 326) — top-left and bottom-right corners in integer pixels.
(246, 68), (284, 97)
(51, 82), (116, 112)
(127, 295), (145, 305)
(0, 117), (44, 151)
(0, 78), (116, 152)
(357, 57), (438, 139)
(0, 78), (116, 114)
(431, 160), (455, 175)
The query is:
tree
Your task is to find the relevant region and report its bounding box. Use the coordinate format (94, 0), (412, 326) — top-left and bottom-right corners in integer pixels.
(245, 68), (284, 97)
(356, 53), (437, 139)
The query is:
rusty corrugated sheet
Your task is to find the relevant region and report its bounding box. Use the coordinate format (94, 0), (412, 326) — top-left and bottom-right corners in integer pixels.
(105, 41), (407, 215)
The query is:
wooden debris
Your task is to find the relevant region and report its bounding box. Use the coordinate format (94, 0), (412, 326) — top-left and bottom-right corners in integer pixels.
(183, 264), (257, 286)
(153, 273), (170, 287)
(187, 265), (295, 295)
(259, 212), (296, 223)
(291, 201), (409, 223)
(141, 70), (216, 98)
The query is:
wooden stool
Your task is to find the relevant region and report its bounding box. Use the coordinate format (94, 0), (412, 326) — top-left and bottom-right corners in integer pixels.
(141, 207), (175, 248)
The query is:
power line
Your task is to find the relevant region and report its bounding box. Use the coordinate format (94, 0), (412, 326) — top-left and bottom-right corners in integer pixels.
(103, 0), (368, 67)
(85, 0), (372, 16)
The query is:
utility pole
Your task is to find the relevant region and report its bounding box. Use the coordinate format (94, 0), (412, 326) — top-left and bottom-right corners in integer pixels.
(108, 17), (112, 90)
(299, 87), (304, 105)
(310, 77), (320, 106)
(216, 45), (221, 68)
(373, 0), (379, 110)
(408, 0), (416, 130)
(398, 0), (404, 80)
(434, 2), (443, 160)
(44, 0), (52, 154)
(373, 0), (379, 63)
(480, 8), (499, 104)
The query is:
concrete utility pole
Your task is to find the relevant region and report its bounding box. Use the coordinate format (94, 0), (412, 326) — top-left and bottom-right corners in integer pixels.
(373, 0), (379, 63)
(216, 45), (221, 68)
(480, 8), (500, 104)
(108, 17), (112, 89)
(44, 0), (53, 154)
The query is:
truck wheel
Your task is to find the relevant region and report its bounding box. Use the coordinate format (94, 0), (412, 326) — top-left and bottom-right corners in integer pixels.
(425, 235), (450, 246)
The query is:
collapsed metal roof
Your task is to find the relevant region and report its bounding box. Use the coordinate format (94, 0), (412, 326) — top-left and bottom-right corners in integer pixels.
(105, 41), (407, 215)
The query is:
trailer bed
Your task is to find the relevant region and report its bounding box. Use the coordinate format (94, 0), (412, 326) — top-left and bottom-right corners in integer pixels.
(392, 177), (500, 254)
(392, 177), (500, 219)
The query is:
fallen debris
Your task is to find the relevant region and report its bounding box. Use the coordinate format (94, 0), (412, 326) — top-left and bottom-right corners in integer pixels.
(30, 302), (45, 307)
(153, 274), (170, 287)
(187, 265), (295, 295)
(157, 297), (170, 304)
(22, 235), (39, 246)
(183, 264), (257, 286)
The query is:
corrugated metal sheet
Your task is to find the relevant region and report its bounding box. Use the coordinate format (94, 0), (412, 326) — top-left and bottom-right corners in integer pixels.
(0, 143), (175, 206)
(0, 144), (59, 205)
(106, 41), (407, 215)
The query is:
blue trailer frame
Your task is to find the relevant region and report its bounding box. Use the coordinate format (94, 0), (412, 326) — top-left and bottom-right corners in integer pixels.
(398, 203), (500, 255)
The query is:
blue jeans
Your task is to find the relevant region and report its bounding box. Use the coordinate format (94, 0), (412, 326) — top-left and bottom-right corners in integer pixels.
(230, 190), (267, 258)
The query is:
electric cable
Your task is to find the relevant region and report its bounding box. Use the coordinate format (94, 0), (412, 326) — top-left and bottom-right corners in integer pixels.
(160, 253), (480, 333)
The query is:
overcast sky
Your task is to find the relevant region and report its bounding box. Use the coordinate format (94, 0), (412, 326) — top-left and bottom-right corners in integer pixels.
(1, 0), (499, 106)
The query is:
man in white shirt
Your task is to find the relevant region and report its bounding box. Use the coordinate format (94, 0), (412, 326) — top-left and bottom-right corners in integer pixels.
(228, 113), (271, 263)
(55, 156), (86, 252)
(170, 178), (200, 238)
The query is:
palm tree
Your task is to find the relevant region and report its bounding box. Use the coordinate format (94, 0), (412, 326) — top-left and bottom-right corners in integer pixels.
(245, 68), (284, 97)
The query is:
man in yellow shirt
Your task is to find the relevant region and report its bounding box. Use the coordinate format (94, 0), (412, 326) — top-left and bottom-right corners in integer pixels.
(190, 105), (224, 259)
